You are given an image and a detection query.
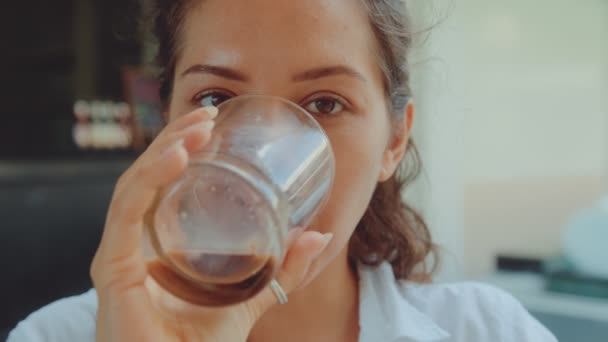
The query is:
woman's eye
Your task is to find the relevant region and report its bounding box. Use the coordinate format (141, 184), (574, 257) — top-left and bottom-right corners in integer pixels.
(304, 97), (344, 115)
(197, 92), (233, 107)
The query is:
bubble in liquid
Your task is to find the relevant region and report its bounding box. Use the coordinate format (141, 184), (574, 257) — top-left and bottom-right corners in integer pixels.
(229, 195), (237, 203)
(246, 206), (256, 221)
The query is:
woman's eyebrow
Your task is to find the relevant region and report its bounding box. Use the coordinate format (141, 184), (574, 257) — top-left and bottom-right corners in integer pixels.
(180, 64), (248, 82)
(292, 65), (367, 83)
(179, 64), (367, 83)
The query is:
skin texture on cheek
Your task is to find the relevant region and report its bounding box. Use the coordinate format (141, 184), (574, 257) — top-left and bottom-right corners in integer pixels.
(308, 111), (390, 260)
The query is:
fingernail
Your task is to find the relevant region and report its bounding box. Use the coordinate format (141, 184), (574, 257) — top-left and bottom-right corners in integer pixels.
(202, 106), (219, 118)
(200, 120), (215, 130)
(161, 139), (184, 160)
(322, 233), (333, 248)
(315, 233), (333, 258)
(185, 120), (215, 133)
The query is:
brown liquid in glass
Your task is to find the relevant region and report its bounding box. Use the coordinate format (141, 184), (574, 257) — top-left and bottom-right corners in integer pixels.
(147, 251), (275, 306)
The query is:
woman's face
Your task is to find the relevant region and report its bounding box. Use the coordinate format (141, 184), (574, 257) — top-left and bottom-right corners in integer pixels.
(168, 0), (408, 275)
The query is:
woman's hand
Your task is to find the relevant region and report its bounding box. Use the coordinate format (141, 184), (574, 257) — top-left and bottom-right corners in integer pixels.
(90, 106), (331, 342)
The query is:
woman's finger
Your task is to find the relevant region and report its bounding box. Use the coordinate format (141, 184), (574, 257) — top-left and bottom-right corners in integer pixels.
(92, 140), (188, 292)
(113, 118), (215, 203)
(251, 231), (333, 314)
(111, 140), (189, 226)
(163, 120), (216, 154)
(169, 106), (218, 131)
(118, 106), (218, 185)
(98, 107), (218, 268)
(153, 106), (218, 143)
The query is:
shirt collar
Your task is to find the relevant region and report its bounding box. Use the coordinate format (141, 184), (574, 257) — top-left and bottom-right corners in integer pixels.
(358, 263), (450, 342)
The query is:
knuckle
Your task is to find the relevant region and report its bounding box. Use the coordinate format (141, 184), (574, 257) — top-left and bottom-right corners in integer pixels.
(115, 172), (129, 190)
(90, 251), (104, 286)
(115, 162), (139, 189)
(93, 256), (146, 295)
(90, 259), (99, 283)
(132, 163), (149, 182)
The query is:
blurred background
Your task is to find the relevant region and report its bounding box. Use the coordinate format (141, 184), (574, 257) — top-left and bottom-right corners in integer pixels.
(408, 1), (608, 341)
(1, 0), (607, 341)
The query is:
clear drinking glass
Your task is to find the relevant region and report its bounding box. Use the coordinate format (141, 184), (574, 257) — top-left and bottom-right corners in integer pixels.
(144, 95), (335, 306)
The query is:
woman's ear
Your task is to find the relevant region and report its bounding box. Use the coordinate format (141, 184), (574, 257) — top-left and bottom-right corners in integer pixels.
(378, 100), (414, 182)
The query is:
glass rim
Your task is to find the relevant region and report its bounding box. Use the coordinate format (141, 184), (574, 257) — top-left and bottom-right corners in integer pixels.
(216, 94), (336, 223)
(215, 94), (335, 230)
(216, 94), (333, 152)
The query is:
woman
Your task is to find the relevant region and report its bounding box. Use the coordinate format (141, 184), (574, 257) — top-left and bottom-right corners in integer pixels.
(9, 0), (556, 341)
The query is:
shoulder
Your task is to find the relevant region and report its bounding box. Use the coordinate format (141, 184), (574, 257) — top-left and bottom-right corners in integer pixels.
(8, 289), (97, 342)
(358, 263), (557, 341)
(399, 280), (557, 341)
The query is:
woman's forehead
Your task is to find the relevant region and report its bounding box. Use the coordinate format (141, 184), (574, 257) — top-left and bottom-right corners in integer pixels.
(176, 0), (379, 78)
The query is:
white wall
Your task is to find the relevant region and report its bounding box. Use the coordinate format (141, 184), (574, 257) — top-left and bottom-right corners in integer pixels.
(462, 0), (608, 277)
(409, 0), (608, 279)
(462, 0), (608, 183)
(408, 0), (468, 281)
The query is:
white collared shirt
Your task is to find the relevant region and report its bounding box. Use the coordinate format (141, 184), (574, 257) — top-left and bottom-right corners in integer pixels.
(358, 263), (556, 341)
(8, 263), (556, 341)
